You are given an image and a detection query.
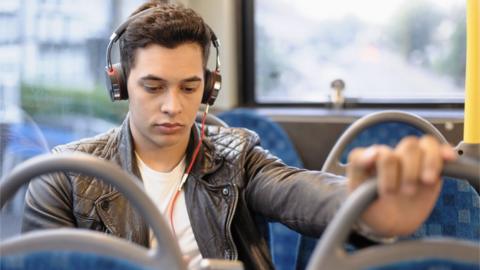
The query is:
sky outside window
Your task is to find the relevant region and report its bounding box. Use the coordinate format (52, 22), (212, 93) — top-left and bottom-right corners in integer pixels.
(255, 0), (466, 103)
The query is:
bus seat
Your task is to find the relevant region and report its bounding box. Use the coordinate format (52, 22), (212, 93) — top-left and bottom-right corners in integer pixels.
(305, 160), (480, 270)
(1, 142), (245, 270)
(296, 110), (480, 270)
(337, 121), (423, 164)
(218, 109), (303, 168)
(366, 258), (479, 270)
(409, 176), (480, 240)
(1, 251), (152, 270)
(1, 120), (52, 241)
(218, 109), (303, 270)
(0, 154), (187, 270)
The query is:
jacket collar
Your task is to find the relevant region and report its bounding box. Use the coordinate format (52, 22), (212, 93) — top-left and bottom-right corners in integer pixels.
(116, 114), (222, 181)
(188, 122), (223, 178)
(117, 115), (140, 179)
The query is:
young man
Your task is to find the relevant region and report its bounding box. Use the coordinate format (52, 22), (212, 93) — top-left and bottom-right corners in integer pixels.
(22, 2), (456, 269)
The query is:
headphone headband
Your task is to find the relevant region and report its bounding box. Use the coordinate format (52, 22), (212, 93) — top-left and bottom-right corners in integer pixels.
(104, 6), (222, 105)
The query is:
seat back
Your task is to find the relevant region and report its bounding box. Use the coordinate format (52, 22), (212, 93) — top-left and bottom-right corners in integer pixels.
(322, 110), (447, 174)
(218, 109), (302, 167)
(296, 110), (480, 269)
(0, 153), (186, 270)
(218, 109), (303, 270)
(305, 159), (480, 270)
(1, 250), (153, 270)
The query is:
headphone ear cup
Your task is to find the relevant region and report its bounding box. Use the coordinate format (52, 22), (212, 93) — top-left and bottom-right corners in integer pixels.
(202, 69), (222, 105)
(202, 70), (212, 104)
(105, 63), (128, 101)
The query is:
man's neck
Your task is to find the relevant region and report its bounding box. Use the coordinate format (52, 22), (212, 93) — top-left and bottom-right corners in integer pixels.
(134, 136), (189, 173)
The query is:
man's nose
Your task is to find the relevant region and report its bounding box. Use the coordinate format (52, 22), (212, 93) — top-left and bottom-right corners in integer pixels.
(161, 89), (182, 115)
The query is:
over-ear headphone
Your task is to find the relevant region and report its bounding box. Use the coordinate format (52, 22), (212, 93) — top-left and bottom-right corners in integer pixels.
(104, 7), (222, 105)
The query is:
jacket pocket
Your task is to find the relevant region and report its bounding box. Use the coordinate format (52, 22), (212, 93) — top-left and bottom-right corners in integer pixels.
(72, 193), (106, 231)
(74, 213), (106, 232)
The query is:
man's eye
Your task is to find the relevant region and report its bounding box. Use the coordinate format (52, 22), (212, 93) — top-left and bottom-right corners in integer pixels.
(143, 85), (164, 92)
(182, 84), (199, 93)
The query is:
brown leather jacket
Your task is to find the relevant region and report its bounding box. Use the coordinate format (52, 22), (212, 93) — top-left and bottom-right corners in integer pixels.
(22, 116), (347, 269)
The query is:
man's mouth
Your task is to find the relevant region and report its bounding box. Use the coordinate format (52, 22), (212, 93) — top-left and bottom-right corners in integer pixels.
(153, 122), (185, 134)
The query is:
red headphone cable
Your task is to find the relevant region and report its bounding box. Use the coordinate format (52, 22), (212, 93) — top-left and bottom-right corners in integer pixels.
(167, 105), (210, 235)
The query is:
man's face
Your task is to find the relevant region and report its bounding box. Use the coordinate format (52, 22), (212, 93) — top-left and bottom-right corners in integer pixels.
(127, 43), (204, 151)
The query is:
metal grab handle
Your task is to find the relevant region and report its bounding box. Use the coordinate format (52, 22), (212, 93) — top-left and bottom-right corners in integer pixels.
(307, 157), (480, 270)
(322, 110), (448, 175)
(0, 153), (186, 269)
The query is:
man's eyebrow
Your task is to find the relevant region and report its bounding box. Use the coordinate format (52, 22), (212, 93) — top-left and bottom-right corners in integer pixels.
(182, 76), (202, 83)
(139, 74), (167, 82)
(138, 75), (202, 83)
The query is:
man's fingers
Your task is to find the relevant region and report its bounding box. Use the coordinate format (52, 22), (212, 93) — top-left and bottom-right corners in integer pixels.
(347, 147), (376, 192)
(441, 144), (458, 161)
(419, 135), (442, 184)
(346, 136), (454, 196)
(376, 147), (399, 195)
(395, 136), (422, 195)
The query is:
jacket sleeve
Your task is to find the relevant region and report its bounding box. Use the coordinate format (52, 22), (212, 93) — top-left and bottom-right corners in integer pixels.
(22, 171), (76, 232)
(244, 144), (348, 237)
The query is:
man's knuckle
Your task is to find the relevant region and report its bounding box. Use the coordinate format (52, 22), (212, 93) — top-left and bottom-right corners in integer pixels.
(348, 148), (364, 163)
(403, 136), (419, 147)
(420, 135), (439, 147)
(380, 152), (396, 166)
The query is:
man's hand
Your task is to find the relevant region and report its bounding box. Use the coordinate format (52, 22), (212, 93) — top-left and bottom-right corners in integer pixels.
(347, 135), (457, 237)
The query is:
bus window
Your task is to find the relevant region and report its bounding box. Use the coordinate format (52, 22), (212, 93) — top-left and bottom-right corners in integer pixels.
(246, 0), (466, 106)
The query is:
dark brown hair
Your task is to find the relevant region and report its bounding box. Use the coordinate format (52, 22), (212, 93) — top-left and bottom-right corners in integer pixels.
(119, 1), (212, 78)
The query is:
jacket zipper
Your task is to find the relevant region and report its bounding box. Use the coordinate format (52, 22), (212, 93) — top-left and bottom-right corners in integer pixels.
(225, 183), (239, 260)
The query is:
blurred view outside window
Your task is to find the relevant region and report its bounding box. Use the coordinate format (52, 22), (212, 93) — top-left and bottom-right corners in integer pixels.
(0, 0), (144, 238)
(255, 0), (466, 103)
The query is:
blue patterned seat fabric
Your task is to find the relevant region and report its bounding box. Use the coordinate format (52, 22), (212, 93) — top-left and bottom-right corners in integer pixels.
(338, 122), (423, 163)
(296, 121), (480, 270)
(366, 259), (479, 270)
(409, 177), (480, 240)
(0, 251), (153, 270)
(218, 109), (303, 270)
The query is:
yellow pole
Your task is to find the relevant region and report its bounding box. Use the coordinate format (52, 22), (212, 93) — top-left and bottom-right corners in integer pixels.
(464, 0), (480, 143)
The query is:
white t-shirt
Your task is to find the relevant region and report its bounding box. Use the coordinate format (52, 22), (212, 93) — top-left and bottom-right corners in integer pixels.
(136, 153), (202, 269)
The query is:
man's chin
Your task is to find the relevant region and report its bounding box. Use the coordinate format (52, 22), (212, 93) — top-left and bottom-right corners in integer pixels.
(149, 134), (188, 150)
